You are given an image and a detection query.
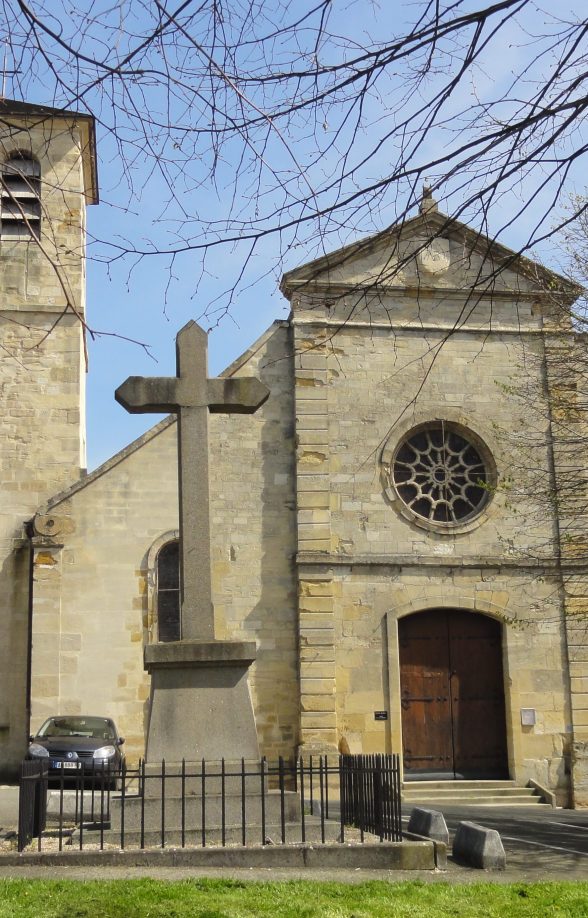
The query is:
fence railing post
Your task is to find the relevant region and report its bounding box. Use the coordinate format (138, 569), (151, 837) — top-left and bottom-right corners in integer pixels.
(140, 758), (146, 849)
(241, 757), (246, 846)
(299, 756), (306, 844)
(279, 756), (285, 844)
(120, 759), (126, 849)
(339, 755), (345, 844)
(221, 758), (226, 847)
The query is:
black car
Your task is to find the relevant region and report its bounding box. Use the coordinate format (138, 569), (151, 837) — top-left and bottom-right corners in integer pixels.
(28, 715), (125, 785)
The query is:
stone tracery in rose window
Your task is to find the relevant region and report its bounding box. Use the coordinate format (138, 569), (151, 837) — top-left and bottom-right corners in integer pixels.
(392, 422), (490, 525)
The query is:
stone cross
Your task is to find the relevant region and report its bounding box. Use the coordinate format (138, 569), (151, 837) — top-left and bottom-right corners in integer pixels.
(115, 320), (269, 641)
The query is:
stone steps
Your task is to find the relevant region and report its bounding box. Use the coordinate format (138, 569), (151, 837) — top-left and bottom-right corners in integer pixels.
(402, 780), (550, 807)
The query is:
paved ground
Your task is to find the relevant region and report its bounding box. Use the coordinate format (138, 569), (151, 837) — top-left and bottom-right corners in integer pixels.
(1, 785), (588, 882)
(402, 802), (588, 882)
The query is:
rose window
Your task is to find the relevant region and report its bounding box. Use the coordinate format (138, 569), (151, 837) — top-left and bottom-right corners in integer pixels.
(392, 423), (490, 524)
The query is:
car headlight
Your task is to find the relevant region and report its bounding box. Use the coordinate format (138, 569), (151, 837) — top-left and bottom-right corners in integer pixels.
(93, 745), (116, 760)
(28, 743), (49, 758)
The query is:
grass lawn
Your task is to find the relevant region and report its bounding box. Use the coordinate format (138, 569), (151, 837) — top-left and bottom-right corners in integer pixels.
(0, 879), (587, 917)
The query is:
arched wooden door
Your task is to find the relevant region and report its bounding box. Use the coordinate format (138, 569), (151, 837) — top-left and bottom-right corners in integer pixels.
(399, 609), (508, 779)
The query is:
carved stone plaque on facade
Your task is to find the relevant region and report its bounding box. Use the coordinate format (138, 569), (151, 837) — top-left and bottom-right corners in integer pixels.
(417, 238), (450, 275)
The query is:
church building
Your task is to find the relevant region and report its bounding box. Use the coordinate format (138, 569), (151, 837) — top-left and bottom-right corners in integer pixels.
(1, 100), (587, 807)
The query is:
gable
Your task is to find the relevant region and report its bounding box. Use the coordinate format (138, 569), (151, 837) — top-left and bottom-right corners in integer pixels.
(280, 209), (579, 304)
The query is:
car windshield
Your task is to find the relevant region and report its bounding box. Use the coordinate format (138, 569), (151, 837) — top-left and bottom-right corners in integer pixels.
(37, 717), (116, 741)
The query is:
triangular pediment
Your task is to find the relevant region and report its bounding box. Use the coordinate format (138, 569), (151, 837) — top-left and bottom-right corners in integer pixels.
(280, 209), (579, 303)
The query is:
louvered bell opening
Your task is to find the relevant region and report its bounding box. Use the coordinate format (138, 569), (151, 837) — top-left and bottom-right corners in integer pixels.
(1, 156), (41, 238)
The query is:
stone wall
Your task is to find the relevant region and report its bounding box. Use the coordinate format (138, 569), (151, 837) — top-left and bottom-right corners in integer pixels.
(209, 325), (299, 760)
(543, 331), (588, 805)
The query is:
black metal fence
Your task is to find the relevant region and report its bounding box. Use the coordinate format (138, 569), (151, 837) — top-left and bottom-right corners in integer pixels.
(18, 759), (49, 851)
(340, 754), (401, 842)
(18, 754), (401, 852)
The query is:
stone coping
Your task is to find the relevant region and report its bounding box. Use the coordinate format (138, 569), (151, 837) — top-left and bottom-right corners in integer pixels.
(0, 840), (436, 871)
(144, 640), (257, 671)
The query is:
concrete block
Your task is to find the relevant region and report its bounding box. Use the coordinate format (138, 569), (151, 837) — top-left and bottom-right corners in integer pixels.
(407, 806), (449, 845)
(453, 820), (506, 869)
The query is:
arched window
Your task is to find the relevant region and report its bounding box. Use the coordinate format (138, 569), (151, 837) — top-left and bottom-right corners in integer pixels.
(156, 539), (180, 642)
(1, 153), (41, 239)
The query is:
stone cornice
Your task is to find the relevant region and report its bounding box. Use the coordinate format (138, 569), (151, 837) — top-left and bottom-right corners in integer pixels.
(290, 316), (547, 335)
(287, 281), (546, 299)
(296, 552), (583, 572)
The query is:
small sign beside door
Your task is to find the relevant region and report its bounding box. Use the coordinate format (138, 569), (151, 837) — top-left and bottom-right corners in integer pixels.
(374, 711), (388, 721)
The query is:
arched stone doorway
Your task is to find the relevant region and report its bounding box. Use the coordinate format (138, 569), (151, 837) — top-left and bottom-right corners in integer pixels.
(399, 609), (508, 779)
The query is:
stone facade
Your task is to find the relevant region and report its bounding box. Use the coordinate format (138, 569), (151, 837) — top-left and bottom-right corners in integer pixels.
(1, 105), (586, 805)
(280, 211), (582, 804)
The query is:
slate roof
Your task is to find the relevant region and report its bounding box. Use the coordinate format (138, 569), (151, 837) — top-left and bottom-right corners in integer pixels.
(0, 98), (92, 120)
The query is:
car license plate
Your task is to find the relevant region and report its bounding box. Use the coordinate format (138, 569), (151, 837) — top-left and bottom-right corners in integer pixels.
(52, 760), (80, 769)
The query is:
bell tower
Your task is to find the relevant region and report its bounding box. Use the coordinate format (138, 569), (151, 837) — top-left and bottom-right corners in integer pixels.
(0, 100), (98, 777)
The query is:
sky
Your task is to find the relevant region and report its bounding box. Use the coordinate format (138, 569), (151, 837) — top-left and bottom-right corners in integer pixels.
(5, 0), (584, 470)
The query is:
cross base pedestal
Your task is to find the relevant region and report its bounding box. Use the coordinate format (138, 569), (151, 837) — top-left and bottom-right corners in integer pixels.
(143, 640), (259, 762)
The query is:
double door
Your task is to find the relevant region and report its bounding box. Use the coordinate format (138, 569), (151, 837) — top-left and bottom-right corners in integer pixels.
(399, 609), (508, 778)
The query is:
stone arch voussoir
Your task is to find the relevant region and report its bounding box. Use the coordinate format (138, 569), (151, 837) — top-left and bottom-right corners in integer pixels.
(391, 593), (515, 626)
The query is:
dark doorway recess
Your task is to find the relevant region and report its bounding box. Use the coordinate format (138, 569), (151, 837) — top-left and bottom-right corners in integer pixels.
(399, 609), (508, 780)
